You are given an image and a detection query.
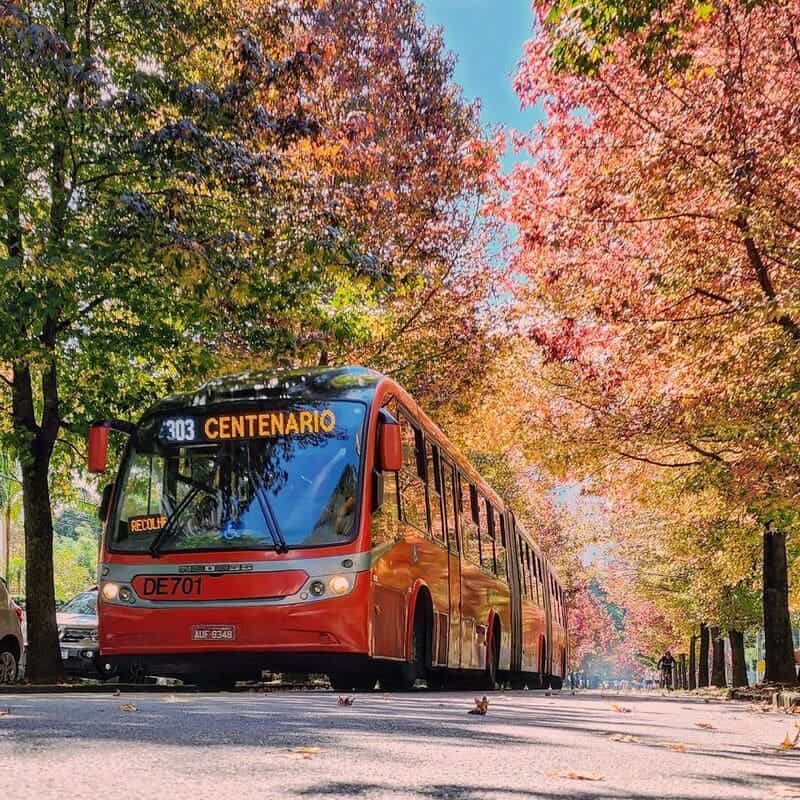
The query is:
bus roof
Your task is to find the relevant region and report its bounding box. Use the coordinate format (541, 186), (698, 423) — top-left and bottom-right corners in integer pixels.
(143, 365), (384, 417)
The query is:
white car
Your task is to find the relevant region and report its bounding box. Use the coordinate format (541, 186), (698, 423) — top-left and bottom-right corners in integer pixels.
(0, 576), (23, 684)
(57, 590), (100, 677)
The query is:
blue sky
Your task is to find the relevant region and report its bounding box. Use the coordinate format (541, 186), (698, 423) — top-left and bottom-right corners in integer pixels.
(420, 0), (542, 140)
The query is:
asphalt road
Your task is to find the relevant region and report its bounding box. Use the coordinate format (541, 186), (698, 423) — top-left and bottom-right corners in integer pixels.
(0, 689), (798, 800)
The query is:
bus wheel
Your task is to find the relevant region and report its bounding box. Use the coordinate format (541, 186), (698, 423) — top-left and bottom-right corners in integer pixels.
(329, 673), (377, 692)
(381, 601), (428, 691)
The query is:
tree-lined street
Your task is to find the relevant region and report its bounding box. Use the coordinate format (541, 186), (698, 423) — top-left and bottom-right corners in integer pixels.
(1, 690), (798, 799)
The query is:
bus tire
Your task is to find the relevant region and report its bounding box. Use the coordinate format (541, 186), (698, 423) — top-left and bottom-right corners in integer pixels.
(381, 598), (430, 691)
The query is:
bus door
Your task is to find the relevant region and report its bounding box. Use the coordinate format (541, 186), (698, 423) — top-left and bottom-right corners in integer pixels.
(441, 458), (461, 669)
(508, 514), (523, 674)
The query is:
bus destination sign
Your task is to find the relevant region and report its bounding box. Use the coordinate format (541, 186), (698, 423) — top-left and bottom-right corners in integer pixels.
(159, 409), (337, 444)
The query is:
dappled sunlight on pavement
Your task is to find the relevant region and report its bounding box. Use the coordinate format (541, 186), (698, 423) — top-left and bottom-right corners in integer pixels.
(0, 690), (798, 799)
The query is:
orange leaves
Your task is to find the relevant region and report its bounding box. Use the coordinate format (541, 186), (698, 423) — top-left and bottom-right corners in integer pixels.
(777, 725), (800, 751)
(546, 770), (605, 781)
(610, 704), (632, 713)
(468, 696), (489, 715)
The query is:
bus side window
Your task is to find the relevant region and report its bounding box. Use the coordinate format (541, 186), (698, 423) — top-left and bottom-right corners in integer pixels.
(397, 411), (427, 532)
(442, 459), (458, 552)
(426, 440), (445, 544)
(485, 501), (498, 576)
(497, 513), (508, 581)
(517, 537), (528, 597)
(526, 544), (535, 601)
(537, 556), (545, 606)
(477, 496), (491, 571)
(460, 478), (481, 565)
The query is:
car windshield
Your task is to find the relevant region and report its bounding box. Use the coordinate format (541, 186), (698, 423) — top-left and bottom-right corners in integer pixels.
(110, 401), (366, 553)
(61, 592), (97, 616)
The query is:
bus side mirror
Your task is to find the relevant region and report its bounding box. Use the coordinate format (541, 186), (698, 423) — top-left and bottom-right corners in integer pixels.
(378, 419), (402, 472)
(99, 483), (114, 522)
(87, 425), (109, 473)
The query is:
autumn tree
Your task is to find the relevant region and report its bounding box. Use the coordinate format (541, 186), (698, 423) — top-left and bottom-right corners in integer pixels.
(0, 0), (496, 681)
(501, 0), (800, 683)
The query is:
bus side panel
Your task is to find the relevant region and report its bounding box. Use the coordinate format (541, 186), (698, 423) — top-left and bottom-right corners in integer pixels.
(520, 599), (547, 673)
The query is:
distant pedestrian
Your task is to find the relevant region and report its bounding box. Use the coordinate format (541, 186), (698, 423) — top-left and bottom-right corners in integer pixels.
(657, 651), (676, 690)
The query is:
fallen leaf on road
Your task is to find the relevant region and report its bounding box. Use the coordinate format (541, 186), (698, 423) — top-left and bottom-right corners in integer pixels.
(609, 734), (640, 743)
(777, 729), (799, 751)
(337, 696), (354, 706)
(695, 722), (716, 730)
(610, 704), (631, 713)
(119, 704), (137, 712)
(546, 771), (604, 782)
(290, 747), (321, 756)
(468, 696), (489, 715)
(0, 709), (10, 717)
(771, 786), (800, 798)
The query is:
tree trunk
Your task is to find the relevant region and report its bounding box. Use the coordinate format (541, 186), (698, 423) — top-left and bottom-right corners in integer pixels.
(728, 629), (748, 688)
(20, 459), (63, 683)
(12, 365), (62, 684)
(762, 522), (797, 684)
(698, 623), (710, 688)
(688, 635), (697, 690)
(678, 653), (687, 690)
(710, 627), (726, 688)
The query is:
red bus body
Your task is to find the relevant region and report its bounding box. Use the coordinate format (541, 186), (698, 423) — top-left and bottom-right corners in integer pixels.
(96, 367), (568, 688)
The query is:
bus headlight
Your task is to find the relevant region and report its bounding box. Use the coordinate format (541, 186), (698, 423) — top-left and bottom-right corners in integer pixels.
(101, 582), (120, 601)
(118, 586), (133, 602)
(328, 575), (350, 595)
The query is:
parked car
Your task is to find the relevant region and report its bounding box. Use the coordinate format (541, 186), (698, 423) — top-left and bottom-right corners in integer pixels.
(0, 576), (23, 684)
(57, 589), (100, 677)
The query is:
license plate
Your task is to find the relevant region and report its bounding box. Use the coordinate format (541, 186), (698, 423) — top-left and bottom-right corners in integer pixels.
(191, 625), (236, 642)
(134, 575), (203, 599)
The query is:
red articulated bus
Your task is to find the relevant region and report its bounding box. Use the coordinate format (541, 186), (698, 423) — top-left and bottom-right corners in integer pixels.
(89, 366), (568, 690)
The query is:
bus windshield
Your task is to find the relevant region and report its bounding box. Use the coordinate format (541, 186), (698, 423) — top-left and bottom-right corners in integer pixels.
(110, 401), (365, 553)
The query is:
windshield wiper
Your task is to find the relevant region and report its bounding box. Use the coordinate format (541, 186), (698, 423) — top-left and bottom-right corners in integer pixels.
(248, 465), (289, 554)
(149, 485), (202, 558)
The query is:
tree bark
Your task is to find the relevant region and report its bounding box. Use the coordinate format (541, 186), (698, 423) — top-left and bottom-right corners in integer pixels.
(688, 635), (697, 690)
(728, 629), (748, 688)
(710, 627), (726, 688)
(762, 522), (797, 684)
(12, 366), (63, 684)
(678, 653), (687, 690)
(698, 623), (710, 688)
